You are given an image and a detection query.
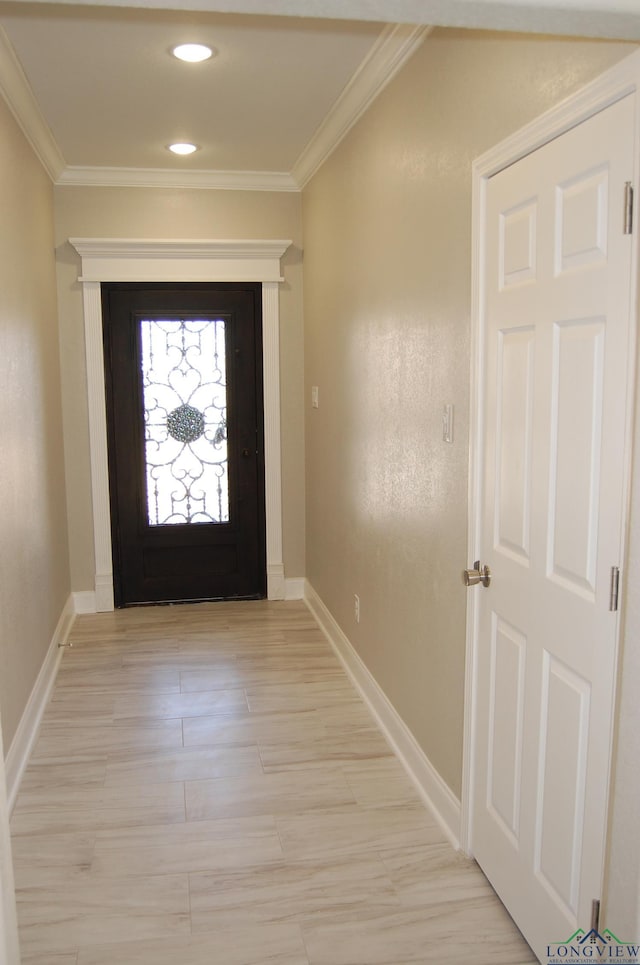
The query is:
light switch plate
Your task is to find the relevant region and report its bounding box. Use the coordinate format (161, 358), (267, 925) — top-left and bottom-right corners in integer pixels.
(443, 404), (454, 443)
(311, 386), (319, 409)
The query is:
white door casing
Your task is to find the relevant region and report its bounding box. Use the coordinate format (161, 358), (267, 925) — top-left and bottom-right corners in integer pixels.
(70, 239), (292, 611)
(463, 55), (640, 962)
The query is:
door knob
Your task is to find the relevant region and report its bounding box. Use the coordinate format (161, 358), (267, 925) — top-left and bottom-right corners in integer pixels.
(463, 561), (491, 588)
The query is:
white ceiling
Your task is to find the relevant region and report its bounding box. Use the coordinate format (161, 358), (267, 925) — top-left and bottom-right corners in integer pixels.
(0, 0), (638, 191)
(0, 4), (409, 188)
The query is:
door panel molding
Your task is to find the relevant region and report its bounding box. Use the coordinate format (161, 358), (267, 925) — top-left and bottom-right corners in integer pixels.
(70, 238), (291, 610)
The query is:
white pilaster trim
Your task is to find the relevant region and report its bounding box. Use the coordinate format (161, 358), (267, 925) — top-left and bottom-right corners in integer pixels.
(292, 23), (430, 188)
(69, 238), (292, 608)
(81, 280), (115, 612)
(0, 24), (65, 182)
(5, 595), (75, 813)
(304, 580), (461, 849)
(262, 282), (284, 600)
(267, 565), (286, 601)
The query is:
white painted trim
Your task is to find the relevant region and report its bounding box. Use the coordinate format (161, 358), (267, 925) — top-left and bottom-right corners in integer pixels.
(73, 590), (97, 615)
(69, 238), (291, 270)
(459, 153), (485, 860)
(292, 24), (430, 188)
(305, 581), (461, 849)
(5, 595), (75, 814)
(73, 581), (304, 609)
(80, 280), (115, 613)
(0, 712), (20, 965)
(463, 49), (640, 867)
(262, 282), (284, 601)
(69, 238), (292, 610)
(70, 238), (291, 283)
(57, 166), (299, 192)
(285, 577), (305, 600)
(267, 564), (285, 601)
(70, 238), (292, 261)
(0, 24), (65, 182)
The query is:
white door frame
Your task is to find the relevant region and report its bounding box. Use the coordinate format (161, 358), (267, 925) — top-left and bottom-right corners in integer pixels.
(461, 48), (640, 890)
(70, 238), (291, 612)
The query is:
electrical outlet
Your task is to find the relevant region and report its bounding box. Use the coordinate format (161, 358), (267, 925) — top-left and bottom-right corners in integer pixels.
(354, 594), (360, 623)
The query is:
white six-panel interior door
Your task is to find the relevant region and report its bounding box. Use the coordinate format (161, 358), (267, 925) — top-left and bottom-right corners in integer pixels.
(469, 92), (636, 961)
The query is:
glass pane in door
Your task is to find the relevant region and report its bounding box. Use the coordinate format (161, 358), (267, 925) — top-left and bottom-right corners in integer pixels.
(140, 318), (229, 526)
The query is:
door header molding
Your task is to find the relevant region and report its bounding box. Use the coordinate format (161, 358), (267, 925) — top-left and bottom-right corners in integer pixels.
(70, 238), (292, 283)
(70, 237), (292, 610)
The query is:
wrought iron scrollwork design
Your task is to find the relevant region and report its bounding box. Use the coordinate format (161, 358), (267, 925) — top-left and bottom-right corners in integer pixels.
(140, 319), (229, 526)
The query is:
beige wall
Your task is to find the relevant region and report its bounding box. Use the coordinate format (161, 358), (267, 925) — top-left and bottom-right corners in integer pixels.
(0, 98), (70, 749)
(302, 30), (634, 798)
(53, 186), (305, 592)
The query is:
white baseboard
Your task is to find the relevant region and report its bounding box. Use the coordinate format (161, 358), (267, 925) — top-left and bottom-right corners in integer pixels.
(5, 595), (75, 813)
(74, 581), (305, 610)
(285, 578), (305, 601)
(73, 590), (97, 614)
(304, 580), (462, 849)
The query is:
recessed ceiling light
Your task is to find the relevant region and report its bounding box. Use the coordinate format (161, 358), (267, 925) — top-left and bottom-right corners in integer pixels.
(168, 142), (199, 156)
(172, 43), (214, 63)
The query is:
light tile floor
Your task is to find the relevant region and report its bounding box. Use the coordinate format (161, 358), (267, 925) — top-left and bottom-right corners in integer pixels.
(11, 600), (537, 964)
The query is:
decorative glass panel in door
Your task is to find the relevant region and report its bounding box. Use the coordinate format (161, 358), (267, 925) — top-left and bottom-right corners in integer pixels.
(140, 319), (229, 526)
(103, 283), (266, 606)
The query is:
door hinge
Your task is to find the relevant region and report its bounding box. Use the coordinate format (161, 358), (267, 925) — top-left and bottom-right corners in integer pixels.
(624, 182), (634, 235)
(591, 898), (601, 934)
(609, 566), (620, 612)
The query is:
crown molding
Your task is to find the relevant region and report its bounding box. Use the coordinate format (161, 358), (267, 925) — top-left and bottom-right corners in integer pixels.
(1, 17), (429, 192)
(57, 165), (300, 192)
(292, 23), (431, 188)
(0, 24), (65, 181)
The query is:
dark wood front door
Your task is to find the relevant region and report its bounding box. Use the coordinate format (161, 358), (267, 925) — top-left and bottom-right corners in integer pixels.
(102, 282), (266, 606)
